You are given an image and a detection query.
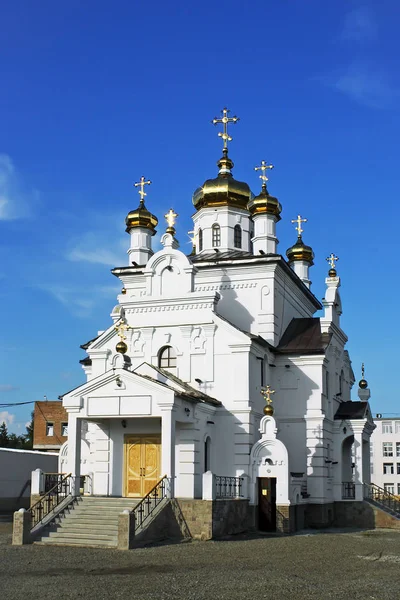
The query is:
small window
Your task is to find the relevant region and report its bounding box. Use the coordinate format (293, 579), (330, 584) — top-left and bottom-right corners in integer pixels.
(397, 463), (400, 475)
(383, 463), (394, 475)
(382, 421), (393, 434)
(383, 442), (393, 457)
(46, 422), (54, 436)
(370, 463), (374, 475)
(212, 224), (221, 247)
(234, 225), (242, 249)
(61, 423), (68, 437)
(325, 371), (329, 399)
(384, 483), (394, 494)
(198, 228), (203, 252)
(158, 346), (177, 370)
(204, 436), (211, 472)
(396, 442), (400, 458)
(395, 421), (400, 433)
(370, 443), (373, 456)
(397, 483), (400, 495)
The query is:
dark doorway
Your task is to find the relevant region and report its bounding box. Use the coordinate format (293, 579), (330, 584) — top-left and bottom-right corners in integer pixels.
(258, 477), (277, 532)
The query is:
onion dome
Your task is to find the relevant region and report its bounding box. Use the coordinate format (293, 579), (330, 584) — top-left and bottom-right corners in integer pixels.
(286, 235), (314, 265)
(125, 199), (158, 234)
(248, 180), (282, 220)
(192, 149), (252, 211)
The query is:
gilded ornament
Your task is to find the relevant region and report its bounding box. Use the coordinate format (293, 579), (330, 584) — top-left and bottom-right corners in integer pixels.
(164, 208), (178, 235)
(326, 253), (339, 275)
(261, 385), (275, 416)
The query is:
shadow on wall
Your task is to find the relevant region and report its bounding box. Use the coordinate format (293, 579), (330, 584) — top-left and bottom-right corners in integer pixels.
(217, 272), (255, 333)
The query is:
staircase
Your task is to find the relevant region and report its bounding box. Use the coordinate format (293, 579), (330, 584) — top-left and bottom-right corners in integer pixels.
(35, 497), (140, 548)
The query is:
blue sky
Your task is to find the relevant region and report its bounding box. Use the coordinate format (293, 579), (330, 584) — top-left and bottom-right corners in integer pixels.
(1, 0), (399, 432)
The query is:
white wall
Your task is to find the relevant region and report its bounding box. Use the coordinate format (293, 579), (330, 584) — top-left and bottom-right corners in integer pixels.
(0, 448), (58, 511)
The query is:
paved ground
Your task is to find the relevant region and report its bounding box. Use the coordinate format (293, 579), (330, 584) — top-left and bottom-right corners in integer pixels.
(1, 523), (400, 600)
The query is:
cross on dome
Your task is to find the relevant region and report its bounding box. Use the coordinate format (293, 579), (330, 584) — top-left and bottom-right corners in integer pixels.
(254, 160), (274, 189)
(261, 385), (275, 404)
(165, 208), (178, 229)
(134, 176), (151, 204)
(115, 317), (132, 341)
(326, 253), (339, 270)
(291, 214), (307, 237)
(212, 107), (239, 152)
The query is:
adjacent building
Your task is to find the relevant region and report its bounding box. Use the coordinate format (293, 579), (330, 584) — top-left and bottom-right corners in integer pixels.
(33, 401), (68, 452)
(370, 417), (400, 496)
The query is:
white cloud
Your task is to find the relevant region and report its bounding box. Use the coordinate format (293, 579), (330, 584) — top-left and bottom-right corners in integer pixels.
(0, 154), (37, 220)
(341, 7), (376, 42)
(37, 283), (119, 317)
(327, 63), (399, 109)
(66, 232), (126, 267)
(0, 384), (18, 392)
(0, 411), (15, 427)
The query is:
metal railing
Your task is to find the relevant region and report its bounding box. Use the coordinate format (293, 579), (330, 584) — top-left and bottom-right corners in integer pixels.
(364, 482), (400, 516)
(215, 475), (243, 499)
(342, 481), (355, 499)
(44, 473), (65, 493)
(132, 475), (170, 532)
(29, 473), (72, 528)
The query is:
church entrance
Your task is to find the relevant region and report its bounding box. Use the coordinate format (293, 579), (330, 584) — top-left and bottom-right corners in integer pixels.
(258, 477), (277, 532)
(124, 435), (161, 497)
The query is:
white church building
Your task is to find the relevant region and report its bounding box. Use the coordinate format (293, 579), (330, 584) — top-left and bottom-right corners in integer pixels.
(60, 108), (374, 534)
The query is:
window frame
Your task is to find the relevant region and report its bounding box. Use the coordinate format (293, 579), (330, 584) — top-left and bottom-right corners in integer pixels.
(384, 483), (395, 494)
(382, 421), (393, 434)
(233, 224), (242, 249)
(212, 224), (221, 248)
(383, 462), (394, 475)
(61, 422), (68, 437)
(46, 422), (54, 437)
(158, 345), (177, 370)
(198, 228), (203, 252)
(383, 442), (393, 457)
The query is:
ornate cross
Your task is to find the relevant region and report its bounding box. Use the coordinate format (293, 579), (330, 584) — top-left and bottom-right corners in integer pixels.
(134, 176), (151, 204)
(291, 214), (307, 237)
(212, 107), (239, 150)
(254, 160), (274, 186)
(115, 317), (132, 341)
(261, 385), (275, 405)
(361, 363), (365, 379)
(165, 208), (178, 229)
(326, 253), (339, 270)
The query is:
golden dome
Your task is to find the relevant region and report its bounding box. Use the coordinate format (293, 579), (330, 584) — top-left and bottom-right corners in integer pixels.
(264, 404), (274, 416)
(116, 340), (128, 354)
(359, 378), (368, 389)
(125, 200), (158, 234)
(248, 183), (282, 219)
(192, 150), (253, 211)
(286, 236), (314, 265)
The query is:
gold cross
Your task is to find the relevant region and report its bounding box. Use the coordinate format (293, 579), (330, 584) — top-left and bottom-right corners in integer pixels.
(326, 253), (339, 270)
(212, 107), (239, 150)
(361, 363), (365, 379)
(254, 160), (274, 186)
(115, 317), (132, 341)
(261, 385), (275, 405)
(165, 208), (178, 229)
(134, 176), (151, 204)
(291, 214), (307, 237)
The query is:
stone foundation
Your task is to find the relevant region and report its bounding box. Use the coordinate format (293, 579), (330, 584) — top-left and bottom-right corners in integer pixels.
(178, 498), (250, 540)
(304, 503), (334, 528)
(334, 501), (400, 530)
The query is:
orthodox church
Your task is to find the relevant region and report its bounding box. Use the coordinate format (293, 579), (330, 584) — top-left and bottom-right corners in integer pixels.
(61, 108), (374, 532)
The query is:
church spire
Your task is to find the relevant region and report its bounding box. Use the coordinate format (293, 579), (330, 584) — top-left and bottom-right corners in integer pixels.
(248, 159), (281, 255)
(286, 214), (314, 289)
(125, 175), (158, 267)
(212, 107), (239, 176)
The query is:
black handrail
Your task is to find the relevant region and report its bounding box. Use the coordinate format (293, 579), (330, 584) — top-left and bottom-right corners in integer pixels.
(215, 475), (243, 498)
(28, 473), (72, 528)
(132, 475), (169, 531)
(364, 482), (400, 516)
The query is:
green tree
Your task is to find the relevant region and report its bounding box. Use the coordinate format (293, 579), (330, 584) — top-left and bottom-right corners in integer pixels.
(22, 412), (34, 449)
(0, 422), (9, 448)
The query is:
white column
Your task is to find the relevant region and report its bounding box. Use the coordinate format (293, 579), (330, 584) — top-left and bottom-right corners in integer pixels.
(67, 413), (82, 497)
(353, 429), (364, 501)
(161, 409), (176, 497)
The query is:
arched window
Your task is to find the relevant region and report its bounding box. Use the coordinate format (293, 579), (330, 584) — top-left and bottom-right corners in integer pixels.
(249, 229), (254, 253)
(234, 225), (242, 249)
(198, 228), (203, 252)
(339, 370), (344, 396)
(158, 346), (177, 371)
(212, 224), (221, 247)
(204, 436), (211, 472)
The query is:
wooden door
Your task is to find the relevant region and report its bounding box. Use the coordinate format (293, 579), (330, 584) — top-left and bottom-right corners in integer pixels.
(124, 435), (161, 497)
(258, 477), (277, 532)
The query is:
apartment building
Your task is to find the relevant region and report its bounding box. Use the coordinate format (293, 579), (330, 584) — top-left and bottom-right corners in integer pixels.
(33, 401), (68, 451)
(370, 416), (400, 495)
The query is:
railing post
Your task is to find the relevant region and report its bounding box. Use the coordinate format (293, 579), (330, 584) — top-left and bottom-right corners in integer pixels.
(202, 471), (216, 500)
(118, 509), (135, 550)
(12, 509), (32, 545)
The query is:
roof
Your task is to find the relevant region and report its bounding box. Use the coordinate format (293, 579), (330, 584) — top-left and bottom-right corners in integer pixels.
(276, 318), (331, 354)
(334, 402), (369, 420)
(190, 250), (262, 262)
(80, 334), (100, 350)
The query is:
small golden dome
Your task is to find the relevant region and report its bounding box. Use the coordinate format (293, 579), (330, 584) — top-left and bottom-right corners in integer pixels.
(193, 150), (253, 211)
(116, 340), (128, 354)
(359, 378), (368, 389)
(248, 184), (282, 219)
(125, 200), (158, 234)
(286, 236), (314, 265)
(264, 404), (274, 416)
(328, 267), (337, 277)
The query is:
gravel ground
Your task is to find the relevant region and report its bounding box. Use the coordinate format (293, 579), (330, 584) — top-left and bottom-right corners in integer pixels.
(1, 523), (400, 600)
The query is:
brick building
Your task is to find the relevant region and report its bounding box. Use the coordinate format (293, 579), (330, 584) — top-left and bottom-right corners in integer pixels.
(33, 401), (68, 451)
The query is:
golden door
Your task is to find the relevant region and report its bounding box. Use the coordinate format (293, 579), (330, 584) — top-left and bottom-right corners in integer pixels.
(124, 435), (161, 497)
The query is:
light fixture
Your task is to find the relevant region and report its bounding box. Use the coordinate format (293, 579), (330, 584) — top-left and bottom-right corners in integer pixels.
(195, 378), (203, 384)
(207, 420), (215, 425)
(184, 408), (190, 414)
(121, 419), (127, 428)
(116, 376), (122, 387)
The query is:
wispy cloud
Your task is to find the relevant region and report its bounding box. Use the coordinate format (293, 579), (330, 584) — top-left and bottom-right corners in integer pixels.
(341, 7), (376, 42)
(37, 283), (119, 317)
(0, 411), (15, 427)
(66, 232), (126, 267)
(0, 154), (38, 220)
(322, 63), (400, 109)
(0, 384), (19, 392)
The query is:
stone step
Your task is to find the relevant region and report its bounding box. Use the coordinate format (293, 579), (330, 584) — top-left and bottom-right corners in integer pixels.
(54, 523), (118, 534)
(47, 530), (117, 541)
(36, 537), (117, 548)
(59, 512), (125, 520)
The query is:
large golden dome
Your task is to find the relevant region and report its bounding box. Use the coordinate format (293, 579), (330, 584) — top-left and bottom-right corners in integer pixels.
(192, 150), (253, 211)
(125, 200), (158, 234)
(286, 236), (314, 265)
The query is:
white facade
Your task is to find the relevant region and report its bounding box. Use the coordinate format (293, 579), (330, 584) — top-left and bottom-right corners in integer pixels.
(370, 418), (400, 495)
(61, 133), (374, 522)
